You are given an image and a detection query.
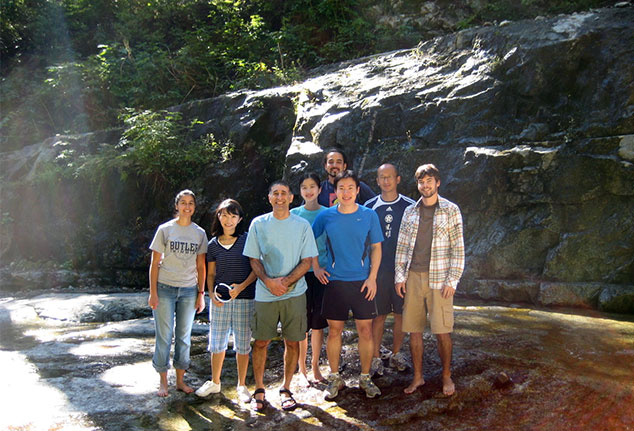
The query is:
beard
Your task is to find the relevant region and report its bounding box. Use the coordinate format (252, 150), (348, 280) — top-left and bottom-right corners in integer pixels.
(421, 188), (437, 198)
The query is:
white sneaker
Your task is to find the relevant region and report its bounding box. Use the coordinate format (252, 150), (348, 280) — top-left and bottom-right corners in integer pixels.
(370, 357), (384, 376)
(236, 385), (251, 403)
(195, 380), (221, 397)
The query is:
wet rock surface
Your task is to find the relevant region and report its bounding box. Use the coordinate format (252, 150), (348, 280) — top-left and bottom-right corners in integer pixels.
(1, 6), (633, 310)
(1, 292), (633, 430)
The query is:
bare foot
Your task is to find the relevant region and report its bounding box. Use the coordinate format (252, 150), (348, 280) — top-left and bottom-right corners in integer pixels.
(297, 372), (311, 388)
(312, 368), (326, 383)
(403, 378), (425, 394)
(158, 375), (169, 397)
(176, 382), (194, 394)
(442, 376), (455, 396)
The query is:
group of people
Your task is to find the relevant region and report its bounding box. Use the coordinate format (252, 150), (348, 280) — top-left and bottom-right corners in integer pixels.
(147, 148), (465, 412)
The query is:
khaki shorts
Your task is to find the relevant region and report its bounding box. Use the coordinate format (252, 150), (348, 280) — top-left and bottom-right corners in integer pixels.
(402, 271), (454, 334)
(252, 294), (307, 342)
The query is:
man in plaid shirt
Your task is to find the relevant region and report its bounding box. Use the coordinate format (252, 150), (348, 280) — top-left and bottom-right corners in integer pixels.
(395, 164), (464, 396)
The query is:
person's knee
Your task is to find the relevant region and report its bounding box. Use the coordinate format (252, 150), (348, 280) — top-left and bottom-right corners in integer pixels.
(254, 339), (270, 350)
(373, 314), (387, 325)
(357, 325), (373, 340)
(409, 332), (423, 345)
(436, 332), (452, 343)
(285, 340), (300, 352)
(327, 323), (344, 337)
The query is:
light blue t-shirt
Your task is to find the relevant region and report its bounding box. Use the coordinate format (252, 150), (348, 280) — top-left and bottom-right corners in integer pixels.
(291, 205), (328, 270)
(243, 212), (318, 302)
(312, 204), (384, 281)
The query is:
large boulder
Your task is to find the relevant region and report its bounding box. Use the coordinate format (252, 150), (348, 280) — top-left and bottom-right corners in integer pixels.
(1, 6), (633, 311)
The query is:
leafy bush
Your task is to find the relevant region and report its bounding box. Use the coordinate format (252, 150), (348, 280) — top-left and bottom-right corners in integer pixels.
(115, 109), (222, 191)
(31, 108), (230, 198)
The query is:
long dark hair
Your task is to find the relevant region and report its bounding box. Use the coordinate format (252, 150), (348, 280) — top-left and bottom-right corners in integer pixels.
(210, 199), (246, 238)
(297, 171), (321, 195)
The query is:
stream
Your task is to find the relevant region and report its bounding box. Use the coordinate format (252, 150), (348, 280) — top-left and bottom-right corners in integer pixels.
(1, 291), (632, 430)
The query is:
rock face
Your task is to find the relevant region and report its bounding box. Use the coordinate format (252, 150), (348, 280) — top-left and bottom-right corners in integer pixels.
(1, 6), (633, 312)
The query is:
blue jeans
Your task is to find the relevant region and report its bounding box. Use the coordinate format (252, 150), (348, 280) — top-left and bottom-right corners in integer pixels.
(152, 283), (198, 373)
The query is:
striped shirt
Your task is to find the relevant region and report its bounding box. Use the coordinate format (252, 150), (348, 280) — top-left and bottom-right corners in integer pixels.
(394, 196), (465, 290)
(207, 233), (255, 299)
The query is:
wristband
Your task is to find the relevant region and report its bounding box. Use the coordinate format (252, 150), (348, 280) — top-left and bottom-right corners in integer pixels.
(198, 290), (204, 295)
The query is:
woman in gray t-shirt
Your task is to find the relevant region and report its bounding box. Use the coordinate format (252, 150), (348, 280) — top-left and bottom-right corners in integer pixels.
(148, 189), (208, 397)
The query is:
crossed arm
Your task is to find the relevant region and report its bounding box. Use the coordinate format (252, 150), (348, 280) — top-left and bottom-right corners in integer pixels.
(249, 257), (312, 296)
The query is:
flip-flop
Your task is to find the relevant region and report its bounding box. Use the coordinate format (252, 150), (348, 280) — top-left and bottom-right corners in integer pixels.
(279, 388), (298, 411)
(253, 388), (268, 412)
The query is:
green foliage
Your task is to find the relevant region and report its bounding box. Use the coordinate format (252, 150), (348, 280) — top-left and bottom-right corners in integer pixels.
(1, 0), (615, 151)
(32, 109), (231, 196)
(274, 0), (377, 65)
(114, 109), (221, 191)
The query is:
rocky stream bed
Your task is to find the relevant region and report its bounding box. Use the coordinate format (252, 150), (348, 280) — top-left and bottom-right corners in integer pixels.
(1, 291), (633, 431)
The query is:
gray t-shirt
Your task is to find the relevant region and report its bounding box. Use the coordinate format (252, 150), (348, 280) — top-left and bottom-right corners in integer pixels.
(243, 213), (318, 302)
(149, 219), (208, 287)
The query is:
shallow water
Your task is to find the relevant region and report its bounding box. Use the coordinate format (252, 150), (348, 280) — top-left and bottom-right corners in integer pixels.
(1, 294), (632, 430)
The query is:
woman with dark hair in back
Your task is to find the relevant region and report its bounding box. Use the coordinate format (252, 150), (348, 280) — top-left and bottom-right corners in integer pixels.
(291, 172), (329, 385)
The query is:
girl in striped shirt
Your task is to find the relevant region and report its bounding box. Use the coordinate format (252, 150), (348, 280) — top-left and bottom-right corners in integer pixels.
(195, 199), (257, 403)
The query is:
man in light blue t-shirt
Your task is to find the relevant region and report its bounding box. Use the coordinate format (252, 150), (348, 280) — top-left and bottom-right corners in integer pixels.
(243, 180), (318, 412)
(312, 170), (384, 400)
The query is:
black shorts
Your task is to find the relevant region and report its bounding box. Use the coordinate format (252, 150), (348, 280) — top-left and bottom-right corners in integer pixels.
(305, 272), (328, 330)
(322, 279), (378, 321)
(375, 271), (404, 315)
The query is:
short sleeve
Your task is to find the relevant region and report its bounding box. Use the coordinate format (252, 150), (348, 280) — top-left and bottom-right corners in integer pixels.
(312, 212), (325, 238)
(207, 240), (216, 262)
(149, 226), (166, 253)
(198, 230), (208, 254)
(369, 210), (384, 244)
(243, 220), (261, 259)
(300, 222), (318, 259)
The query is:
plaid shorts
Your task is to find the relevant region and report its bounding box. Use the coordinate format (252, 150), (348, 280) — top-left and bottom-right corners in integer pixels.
(208, 298), (255, 355)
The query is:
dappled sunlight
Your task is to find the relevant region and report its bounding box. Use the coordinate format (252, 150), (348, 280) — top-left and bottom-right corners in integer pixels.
(70, 337), (149, 357)
(2, 292), (633, 429)
(0, 350), (93, 430)
(100, 360), (158, 396)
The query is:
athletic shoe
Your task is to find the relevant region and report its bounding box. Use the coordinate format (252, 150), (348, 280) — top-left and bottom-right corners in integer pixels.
(236, 385), (251, 403)
(389, 351), (409, 371)
(325, 373), (345, 401)
(379, 345), (393, 360)
(359, 374), (381, 398)
(371, 357), (384, 376)
(195, 380), (221, 397)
